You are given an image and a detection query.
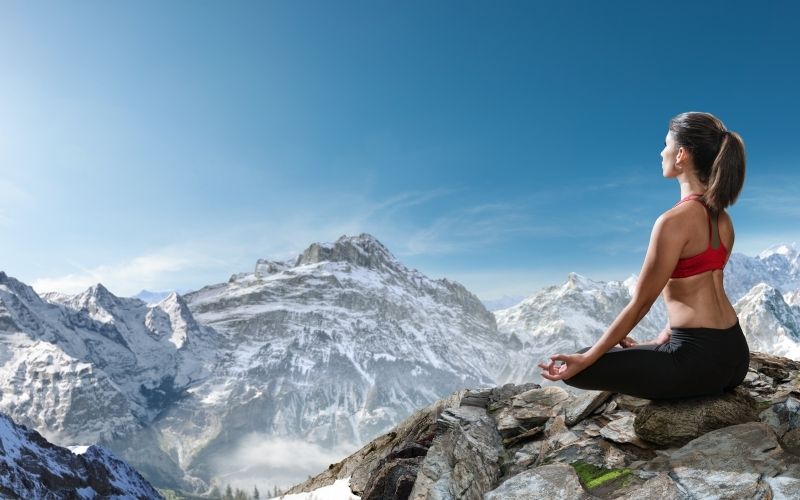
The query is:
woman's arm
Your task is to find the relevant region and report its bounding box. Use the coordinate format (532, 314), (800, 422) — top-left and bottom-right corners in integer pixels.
(582, 213), (686, 364)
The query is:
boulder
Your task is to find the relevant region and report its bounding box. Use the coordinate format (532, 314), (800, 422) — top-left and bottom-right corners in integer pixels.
(408, 405), (504, 500)
(484, 463), (589, 499)
(565, 390), (612, 426)
(599, 414), (650, 449)
(633, 386), (759, 447)
(760, 396), (800, 438)
(642, 421), (800, 498)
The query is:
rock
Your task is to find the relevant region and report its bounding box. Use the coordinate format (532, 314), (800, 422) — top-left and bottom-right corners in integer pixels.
(615, 472), (685, 499)
(633, 387), (759, 447)
(613, 394), (651, 414)
(460, 388), (492, 408)
(409, 405), (503, 500)
(781, 427), (800, 456)
(599, 414), (650, 449)
(565, 390), (612, 426)
(285, 389), (464, 496)
(510, 386), (571, 410)
(642, 421), (800, 499)
(760, 397), (800, 438)
(360, 456), (421, 500)
(484, 463), (589, 499)
(749, 351), (800, 381)
(502, 425), (545, 447)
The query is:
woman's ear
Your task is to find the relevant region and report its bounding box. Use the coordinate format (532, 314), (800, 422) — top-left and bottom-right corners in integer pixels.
(676, 146), (692, 166)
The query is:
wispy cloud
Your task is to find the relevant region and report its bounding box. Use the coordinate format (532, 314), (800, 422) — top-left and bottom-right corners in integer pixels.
(31, 245), (227, 296)
(209, 433), (360, 493)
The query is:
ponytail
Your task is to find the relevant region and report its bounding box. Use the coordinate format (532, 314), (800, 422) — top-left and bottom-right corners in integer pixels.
(702, 129), (746, 214)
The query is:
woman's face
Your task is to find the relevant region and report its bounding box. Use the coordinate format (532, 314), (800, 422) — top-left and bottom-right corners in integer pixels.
(660, 131), (680, 178)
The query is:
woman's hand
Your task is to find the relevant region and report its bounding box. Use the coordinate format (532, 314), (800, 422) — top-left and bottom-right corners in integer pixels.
(653, 328), (671, 345)
(619, 336), (638, 348)
(537, 352), (592, 382)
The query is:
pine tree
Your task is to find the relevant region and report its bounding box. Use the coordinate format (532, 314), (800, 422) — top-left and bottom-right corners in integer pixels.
(209, 485), (221, 499)
(224, 484), (234, 500)
(253, 485), (260, 499)
(234, 487), (247, 500)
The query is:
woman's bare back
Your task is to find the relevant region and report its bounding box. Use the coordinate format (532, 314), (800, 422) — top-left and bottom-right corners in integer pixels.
(663, 203), (738, 329)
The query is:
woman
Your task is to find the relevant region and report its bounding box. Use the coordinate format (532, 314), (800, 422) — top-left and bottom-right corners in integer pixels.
(538, 111), (749, 400)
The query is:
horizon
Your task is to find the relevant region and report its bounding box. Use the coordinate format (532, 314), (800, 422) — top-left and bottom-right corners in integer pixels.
(2, 1), (798, 301)
(5, 233), (797, 305)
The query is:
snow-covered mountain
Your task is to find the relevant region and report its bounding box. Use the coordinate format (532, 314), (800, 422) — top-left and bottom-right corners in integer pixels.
(734, 283), (800, 360)
(3, 234), (800, 494)
(0, 271), (220, 490)
(0, 411), (162, 499)
(725, 242), (800, 302)
(493, 272), (667, 384)
(1, 234), (512, 492)
(165, 233), (511, 486)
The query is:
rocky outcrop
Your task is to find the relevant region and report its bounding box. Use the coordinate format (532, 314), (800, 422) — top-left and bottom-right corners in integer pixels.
(286, 350), (800, 499)
(0, 412), (163, 499)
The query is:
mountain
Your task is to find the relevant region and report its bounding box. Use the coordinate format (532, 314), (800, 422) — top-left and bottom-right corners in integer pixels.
(165, 233), (511, 487)
(1, 234), (513, 492)
(0, 411), (163, 499)
(0, 271), (220, 490)
(493, 272), (667, 385)
(724, 242), (800, 302)
(734, 283), (800, 360)
(4, 236), (800, 494)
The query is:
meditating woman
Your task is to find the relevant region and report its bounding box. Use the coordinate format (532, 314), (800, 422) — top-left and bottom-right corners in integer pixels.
(538, 111), (749, 400)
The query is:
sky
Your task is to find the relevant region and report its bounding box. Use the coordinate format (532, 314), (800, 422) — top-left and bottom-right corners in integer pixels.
(1, 1), (799, 303)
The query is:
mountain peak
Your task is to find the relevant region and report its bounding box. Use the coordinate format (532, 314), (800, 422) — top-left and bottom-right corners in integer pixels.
(564, 272), (595, 289)
(758, 242), (800, 260)
(294, 233), (401, 271)
(89, 283), (115, 300)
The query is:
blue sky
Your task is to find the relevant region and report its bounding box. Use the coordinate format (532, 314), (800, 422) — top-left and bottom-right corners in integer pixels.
(1, 1), (798, 301)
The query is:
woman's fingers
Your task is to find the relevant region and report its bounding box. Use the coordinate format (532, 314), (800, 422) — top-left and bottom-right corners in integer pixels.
(540, 355), (567, 379)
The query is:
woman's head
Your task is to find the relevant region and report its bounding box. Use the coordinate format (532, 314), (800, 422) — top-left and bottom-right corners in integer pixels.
(665, 111), (746, 213)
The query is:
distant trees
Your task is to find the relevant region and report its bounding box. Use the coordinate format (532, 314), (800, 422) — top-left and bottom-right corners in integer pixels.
(215, 483), (282, 500)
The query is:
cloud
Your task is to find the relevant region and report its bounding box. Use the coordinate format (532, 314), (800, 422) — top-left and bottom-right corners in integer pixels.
(31, 245), (226, 296)
(208, 433), (360, 493)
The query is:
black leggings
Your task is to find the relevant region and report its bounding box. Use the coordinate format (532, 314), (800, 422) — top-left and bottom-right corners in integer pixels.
(563, 319), (750, 400)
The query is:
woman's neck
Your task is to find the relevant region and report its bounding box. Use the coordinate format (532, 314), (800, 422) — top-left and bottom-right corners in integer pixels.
(678, 179), (707, 199)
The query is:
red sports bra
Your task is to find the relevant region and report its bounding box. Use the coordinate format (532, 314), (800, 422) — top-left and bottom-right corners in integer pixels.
(670, 194), (728, 279)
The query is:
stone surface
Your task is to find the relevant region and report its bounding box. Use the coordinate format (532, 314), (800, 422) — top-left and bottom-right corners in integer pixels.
(600, 414), (650, 448)
(565, 390), (612, 426)
(409, 405), (504, 500)
(633, 387), (759, 447)
(614, 472), (684, 499)
(642, 421), (800, 499)
(613, 394), (651, 414)
(760, 396), (800, 438)
(781, 427), (800, 456)
(484, 464), (589, 499)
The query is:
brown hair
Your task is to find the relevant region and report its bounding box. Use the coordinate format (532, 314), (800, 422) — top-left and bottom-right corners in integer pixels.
(668, 111), (746, 214)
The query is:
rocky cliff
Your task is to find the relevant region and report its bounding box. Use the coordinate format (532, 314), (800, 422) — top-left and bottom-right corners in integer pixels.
(285, 350), (800, 499)
(0, 411), (163, 499)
